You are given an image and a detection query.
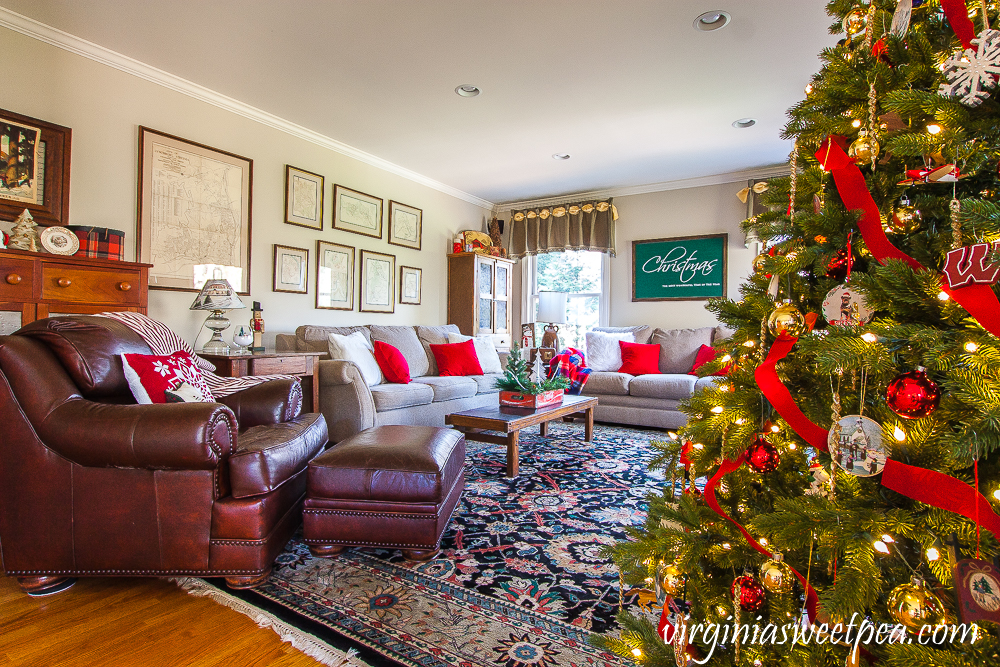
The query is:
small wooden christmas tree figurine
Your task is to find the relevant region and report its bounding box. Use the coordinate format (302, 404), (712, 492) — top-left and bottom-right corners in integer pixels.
(8, 209), (39, 252)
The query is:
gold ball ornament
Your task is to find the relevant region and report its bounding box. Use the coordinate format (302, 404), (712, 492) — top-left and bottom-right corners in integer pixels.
(759, 554), (794, 594)
(843, 9), (868, 37)
(887, 577), (947, 630)
(848, 130), (880, 164)
(889, 196), (922, 233)
(753, 252), (769, 274)
(656, 562), (685, 599)
(767, 300), (807, 338)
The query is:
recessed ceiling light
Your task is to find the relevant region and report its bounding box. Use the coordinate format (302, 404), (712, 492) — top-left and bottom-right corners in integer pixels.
(732, 118), (756, 129)
(694, 11), (731, 31)
(552, 153), (571, 160)
(455, 84), (481, 97)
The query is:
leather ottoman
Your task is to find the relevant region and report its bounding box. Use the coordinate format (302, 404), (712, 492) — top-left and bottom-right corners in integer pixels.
(303, 425), (465, 561)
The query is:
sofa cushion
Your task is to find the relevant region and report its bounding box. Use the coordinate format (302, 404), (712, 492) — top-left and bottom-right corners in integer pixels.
(618, 341), (661, 376)
(413, 376), (479, 402)
(296, 325), (370, 355)
(629, 374), (697, 400)
(370, 382), (434, 411)
(329, 331), (382, 386)
(695, 376), (721, 393)
(593, 325), (652, 345)
(373, 341), (411, 384)
(650, 327), (715, 374)
(468, 373), (503, 394)
(586, 330), (635, 371)
(370, 325), (429, 378)
(448, 332), (503, 373)
(593, 394), (683, 411)
(230, 413), (328, 499)
(416, 324), (461, 376)
(582, 371), (632, 396)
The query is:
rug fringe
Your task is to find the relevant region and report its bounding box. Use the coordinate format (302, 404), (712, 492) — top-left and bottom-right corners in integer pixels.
(170, 577), (365, 667)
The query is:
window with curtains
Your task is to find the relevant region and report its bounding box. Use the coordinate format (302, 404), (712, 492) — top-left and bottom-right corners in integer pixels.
(524, 250), (610, 350)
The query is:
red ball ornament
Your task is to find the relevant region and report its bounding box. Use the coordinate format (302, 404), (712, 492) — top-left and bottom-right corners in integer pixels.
(747, 434), (781, 473)
(886, 367), (941, 419)
(731, 575), (766, 612)
(826, 247), (854, 281)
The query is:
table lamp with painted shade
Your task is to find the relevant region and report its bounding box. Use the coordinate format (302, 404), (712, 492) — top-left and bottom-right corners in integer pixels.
(536, 291), (567, 351)
(190, 278), (246, 353)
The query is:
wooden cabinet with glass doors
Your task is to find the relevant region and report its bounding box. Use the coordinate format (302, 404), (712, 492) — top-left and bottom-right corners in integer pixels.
(447, 252), (514, 351)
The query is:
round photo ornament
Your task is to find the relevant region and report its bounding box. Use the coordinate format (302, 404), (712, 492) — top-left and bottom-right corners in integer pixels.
(828, 415), (886, 477)
(822, 285), (873, 327)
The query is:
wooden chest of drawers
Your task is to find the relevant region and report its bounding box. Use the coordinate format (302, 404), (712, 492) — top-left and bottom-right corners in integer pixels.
(0, 248), (151, 327)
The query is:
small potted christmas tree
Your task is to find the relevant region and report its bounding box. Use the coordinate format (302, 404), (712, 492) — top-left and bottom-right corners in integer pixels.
(495, 344), (569, 408)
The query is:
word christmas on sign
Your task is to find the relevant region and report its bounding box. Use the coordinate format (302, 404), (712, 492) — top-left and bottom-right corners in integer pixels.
(641, 247), (719, 284)
(943, 242), (1000, 289)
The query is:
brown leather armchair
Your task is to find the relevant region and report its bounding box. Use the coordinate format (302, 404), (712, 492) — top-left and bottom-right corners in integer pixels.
(0, 316), (328, 595)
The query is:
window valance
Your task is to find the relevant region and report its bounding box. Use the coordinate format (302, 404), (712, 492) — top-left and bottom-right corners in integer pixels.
(508, 198), (618, 258)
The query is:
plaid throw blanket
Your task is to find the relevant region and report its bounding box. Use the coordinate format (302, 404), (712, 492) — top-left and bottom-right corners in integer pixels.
(548, 347), (591, 395)
(97, 311), (297, 398)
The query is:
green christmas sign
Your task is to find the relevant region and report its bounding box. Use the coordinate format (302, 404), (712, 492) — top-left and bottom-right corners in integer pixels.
(631, 233), (728, 301)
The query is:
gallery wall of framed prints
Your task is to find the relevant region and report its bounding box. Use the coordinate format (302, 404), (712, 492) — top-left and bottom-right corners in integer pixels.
(273, 165), (425, 314)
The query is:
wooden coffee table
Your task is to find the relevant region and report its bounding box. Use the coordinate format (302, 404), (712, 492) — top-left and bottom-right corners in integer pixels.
(445, 394), (599, 477)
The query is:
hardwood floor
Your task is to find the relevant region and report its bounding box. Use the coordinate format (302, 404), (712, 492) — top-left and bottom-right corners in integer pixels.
(0, 575), (325, 666)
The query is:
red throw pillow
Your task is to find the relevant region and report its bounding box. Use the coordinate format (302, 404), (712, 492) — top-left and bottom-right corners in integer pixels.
(373, 340), (411, 384)
(690, 344), (731, 376)
(430, 339), (484, 376)
(121, 351), (215, 404)
(618, 340), (661, 375)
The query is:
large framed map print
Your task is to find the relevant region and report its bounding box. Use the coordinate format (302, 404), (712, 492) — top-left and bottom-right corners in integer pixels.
(138, 127), (252, 294)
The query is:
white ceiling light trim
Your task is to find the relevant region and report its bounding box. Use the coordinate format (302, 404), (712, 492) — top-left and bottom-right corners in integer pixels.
(0, 6), (494, 209)
(494, 163), (791, 212)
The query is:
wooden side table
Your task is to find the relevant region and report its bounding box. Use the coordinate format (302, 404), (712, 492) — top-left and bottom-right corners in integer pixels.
(200, 351), (323, 413)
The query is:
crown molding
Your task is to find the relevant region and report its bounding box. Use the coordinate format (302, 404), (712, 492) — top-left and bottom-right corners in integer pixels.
(494, 164), (791, 212)
(0, 7), (494, 210)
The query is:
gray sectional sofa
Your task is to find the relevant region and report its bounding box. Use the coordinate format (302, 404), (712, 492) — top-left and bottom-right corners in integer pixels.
(276, 322), (726, 441)
(581, 325), (727, 429)
(276, 324), (504, 442)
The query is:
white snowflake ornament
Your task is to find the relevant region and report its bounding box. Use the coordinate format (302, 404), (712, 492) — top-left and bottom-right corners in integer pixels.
(939, 29), (1000, 107)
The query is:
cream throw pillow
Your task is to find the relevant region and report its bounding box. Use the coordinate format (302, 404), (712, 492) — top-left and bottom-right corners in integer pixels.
(447, 332), (503, 373)
(585, 330), (635, 372)
(328, 331), (383, 386)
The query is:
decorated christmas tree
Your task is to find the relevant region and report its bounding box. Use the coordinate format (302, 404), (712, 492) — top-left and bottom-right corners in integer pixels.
(594, 2), (1000, 665)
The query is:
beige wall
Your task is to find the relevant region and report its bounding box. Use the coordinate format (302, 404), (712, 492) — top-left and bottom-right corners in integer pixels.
(508, 181), (754, 338)
(608, 182), (753, 330)
(0, 28), (491, 346)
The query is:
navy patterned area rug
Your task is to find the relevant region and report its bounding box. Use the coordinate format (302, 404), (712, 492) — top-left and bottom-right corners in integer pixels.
(204, 422), (667, 667)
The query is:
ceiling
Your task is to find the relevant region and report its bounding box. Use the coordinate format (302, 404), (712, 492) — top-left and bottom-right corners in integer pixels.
(0, 1), (837, 205)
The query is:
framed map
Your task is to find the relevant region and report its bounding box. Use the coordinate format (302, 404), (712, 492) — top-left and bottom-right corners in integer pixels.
(388, 200), (422, 250)
(273, 244), (308, 294)
(316, 240), (354, 311)
(285, 165), (324, 230)
(0, 108), (72, 228)
(400, 265), (421, 305)
(333, 184), (382, 239)
(360, 249), (395, 313)
(138, 127), (252, 294)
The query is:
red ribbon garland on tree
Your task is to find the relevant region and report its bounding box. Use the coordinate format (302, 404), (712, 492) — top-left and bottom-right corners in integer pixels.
(815, 136), (1000, 339)
(702, 455), (820, 622)
(754, 330), (829, 452)
(882, 459), (1000, 538)
(941, 0), (977, 50)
